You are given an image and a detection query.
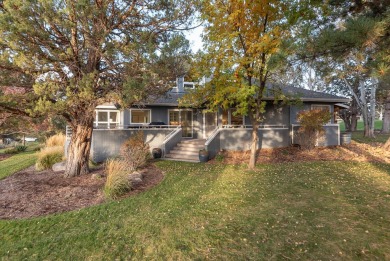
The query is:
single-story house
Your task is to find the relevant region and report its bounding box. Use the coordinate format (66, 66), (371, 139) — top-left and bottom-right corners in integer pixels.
(65, 77), (349, 162)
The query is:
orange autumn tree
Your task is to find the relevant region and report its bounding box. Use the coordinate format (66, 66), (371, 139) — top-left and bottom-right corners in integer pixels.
(296, 109), (332, 150)
(192, 0), (320, 168)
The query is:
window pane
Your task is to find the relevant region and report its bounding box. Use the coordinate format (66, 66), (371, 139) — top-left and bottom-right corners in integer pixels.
(109, 112), (118, 123)
(131, 110), (150, 123)
(169, 111), (180, 125)
(231, 109), (243, 125)
(222, 110), (228, 125)
(98, 111), (108, 122)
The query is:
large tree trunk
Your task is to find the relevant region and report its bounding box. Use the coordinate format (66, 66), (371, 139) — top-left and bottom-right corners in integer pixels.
(381, 90), (390, 134)
(64, 121), (93, 177)
(350, 99), (359, 131)
(249, 120), (259, 169)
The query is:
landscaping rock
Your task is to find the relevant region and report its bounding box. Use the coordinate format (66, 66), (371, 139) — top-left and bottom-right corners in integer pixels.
(129, 171), (143, 180)
(131, 178), (143, 186)
(91, 173), (104, 179)
(52, 161), (66, 172)
(129, 171), (144, 186)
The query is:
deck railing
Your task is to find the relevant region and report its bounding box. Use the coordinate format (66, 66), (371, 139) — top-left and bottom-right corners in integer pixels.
(221, 124), (287, 129)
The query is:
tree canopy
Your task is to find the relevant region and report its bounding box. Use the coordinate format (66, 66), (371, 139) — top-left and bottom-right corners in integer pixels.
(0, 0), (195, 176)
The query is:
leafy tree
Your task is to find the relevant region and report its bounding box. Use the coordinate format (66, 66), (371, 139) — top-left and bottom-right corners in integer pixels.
(186, 0), (317, 169)
(307, 2), (389, 139)
(0, 0), (195, 177)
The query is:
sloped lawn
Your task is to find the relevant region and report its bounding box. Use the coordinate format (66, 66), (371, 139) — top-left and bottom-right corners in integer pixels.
(1, 161), (389, 260)
(0, 151), (37, 180)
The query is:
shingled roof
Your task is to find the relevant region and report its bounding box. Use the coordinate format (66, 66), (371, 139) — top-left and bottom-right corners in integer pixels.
(146, 85), (349, 106)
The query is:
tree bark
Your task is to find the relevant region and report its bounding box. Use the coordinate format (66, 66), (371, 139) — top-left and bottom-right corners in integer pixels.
(350, 99), (359, 131)
(381, 90), (390, 134)
(249, 116), (259, 169)
(64, 121), (93, 177)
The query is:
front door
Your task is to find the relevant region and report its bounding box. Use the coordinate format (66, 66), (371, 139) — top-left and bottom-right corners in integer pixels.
(169, 110), (193, 138)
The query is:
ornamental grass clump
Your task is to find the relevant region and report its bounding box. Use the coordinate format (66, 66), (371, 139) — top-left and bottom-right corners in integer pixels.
(104, 159), (131, 199)
(120, 132), (150, 172)
(297, 109), (332, 150)
(35, 146), (64, 171)
(45, 133), (66, 147)
(35, 133), (66, 171)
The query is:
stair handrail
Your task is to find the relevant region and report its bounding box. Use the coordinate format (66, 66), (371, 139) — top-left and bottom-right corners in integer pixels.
(162, 125), (182, 156)
(205, 127), (220, 146)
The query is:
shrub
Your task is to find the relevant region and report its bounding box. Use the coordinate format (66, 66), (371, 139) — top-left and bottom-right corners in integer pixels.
(296, 109), (332, 150)
(15, 145), (27, 152)
(120, 132), (150, 172)
(104, 159), (131, 199)
(4, 147), (19, 154)
(35, 146), (64, 171)
(46, 133), (66, 147)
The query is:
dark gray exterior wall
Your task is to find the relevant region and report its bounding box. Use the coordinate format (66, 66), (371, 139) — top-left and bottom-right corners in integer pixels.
(220, 128), (290, 150)
(291, 124), (340, 147)
(163, 128), (182, 155)
(206, 128), (290, 157)
(244, 103), (290, 126)
(91, 129), (174, 162)
(290, 102), (335, 124)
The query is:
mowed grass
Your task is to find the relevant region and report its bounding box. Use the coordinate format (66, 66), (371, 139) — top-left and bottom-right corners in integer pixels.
(1, 161), (389, 260)
(0, 151), (37, 180)
(339, 120), (383, 132)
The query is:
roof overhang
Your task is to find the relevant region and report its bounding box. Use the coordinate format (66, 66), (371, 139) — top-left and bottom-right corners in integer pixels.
(263, 97), (351, 103)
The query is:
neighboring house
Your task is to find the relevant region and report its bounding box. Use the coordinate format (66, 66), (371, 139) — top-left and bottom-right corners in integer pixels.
(66, 77), (349, 162)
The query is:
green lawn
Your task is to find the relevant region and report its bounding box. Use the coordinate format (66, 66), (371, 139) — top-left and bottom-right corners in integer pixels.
(339, 120), (383, 132)
(1, 161), (389, 260)
(0, 151), (37, 180)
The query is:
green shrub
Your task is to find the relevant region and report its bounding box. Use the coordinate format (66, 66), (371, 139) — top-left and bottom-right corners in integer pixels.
(4, 147), (19, 154)
(35, 146), (64, 171)
(104, 159), (131, 199)
(120, 132), (150, 172)
(15, 145), (27, 152)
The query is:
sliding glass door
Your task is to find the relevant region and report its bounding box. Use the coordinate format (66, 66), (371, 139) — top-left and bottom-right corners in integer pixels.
(169, 110), (193, 138)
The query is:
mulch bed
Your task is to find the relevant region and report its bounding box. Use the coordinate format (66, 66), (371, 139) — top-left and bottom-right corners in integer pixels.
(0, 154), (12, 161)
(0, 164), (164, 220)
(213, 141), (390, 164)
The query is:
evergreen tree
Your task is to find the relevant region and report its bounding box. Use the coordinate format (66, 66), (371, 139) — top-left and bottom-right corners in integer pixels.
(0, 0), (195, 177)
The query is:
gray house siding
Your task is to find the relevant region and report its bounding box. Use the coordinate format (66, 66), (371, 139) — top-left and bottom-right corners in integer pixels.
(206, 128), (290, 158)
(91, 129), (174, 162)
(291, 124), (339, 147)
(290, 103), (335, 125)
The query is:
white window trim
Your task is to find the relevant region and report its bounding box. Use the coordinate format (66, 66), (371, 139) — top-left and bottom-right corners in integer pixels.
(311, 104), (332, 124)
(130, 109), (152, 125)
(222, 108), (245, 126)
(94, 110), (120, 129)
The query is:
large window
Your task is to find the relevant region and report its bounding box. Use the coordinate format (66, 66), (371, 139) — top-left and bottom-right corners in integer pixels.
(130, 109), (151, 124)
(222, 108), (244, 126)
(94, 110), (120, 129)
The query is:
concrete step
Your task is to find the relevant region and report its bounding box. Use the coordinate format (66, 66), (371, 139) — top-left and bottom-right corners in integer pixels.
(165, 153), (200, 162)
(173, 144), (204, 152)
(168, 150), (199, 156)
(162, 157), (200, 163)
(163, 139), (205, 163)
(180, 139), (206, 144)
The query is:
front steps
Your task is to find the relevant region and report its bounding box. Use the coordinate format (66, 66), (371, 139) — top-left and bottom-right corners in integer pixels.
(164, 139), (206, 162)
